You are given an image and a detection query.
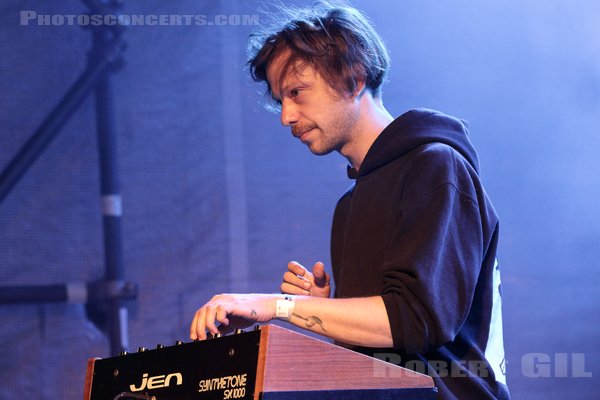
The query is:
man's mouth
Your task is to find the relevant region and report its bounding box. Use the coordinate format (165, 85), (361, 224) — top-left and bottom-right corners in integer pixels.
(293, 126), (317, 140)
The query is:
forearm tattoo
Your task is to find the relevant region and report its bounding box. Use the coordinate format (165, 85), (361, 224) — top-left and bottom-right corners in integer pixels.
(292, 313), (327, 332)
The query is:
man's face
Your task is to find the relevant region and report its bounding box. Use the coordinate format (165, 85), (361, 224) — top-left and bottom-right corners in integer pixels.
(266, 54), (360, 156)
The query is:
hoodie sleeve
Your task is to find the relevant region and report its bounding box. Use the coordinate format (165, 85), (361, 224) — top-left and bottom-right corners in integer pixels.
(380, 143), (484, 353)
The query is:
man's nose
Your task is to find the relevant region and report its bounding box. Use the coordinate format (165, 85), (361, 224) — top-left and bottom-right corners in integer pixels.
(280, 100), (299, 126)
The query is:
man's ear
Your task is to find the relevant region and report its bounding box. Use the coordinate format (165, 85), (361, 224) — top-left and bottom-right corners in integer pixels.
(353, 79), (367, 99)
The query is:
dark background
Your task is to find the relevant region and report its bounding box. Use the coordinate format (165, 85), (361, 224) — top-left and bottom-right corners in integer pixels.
(1, 0), (598, 398)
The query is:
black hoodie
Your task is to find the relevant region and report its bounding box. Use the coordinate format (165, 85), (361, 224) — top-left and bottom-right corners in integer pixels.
(331, 109), (510, 399)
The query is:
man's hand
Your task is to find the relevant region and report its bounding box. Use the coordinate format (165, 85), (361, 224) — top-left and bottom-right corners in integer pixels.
(189, 293), (276, 341)
(281, 261), (331, 298)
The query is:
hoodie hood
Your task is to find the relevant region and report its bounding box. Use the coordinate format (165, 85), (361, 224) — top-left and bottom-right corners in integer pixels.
(348, 109), (480, 179)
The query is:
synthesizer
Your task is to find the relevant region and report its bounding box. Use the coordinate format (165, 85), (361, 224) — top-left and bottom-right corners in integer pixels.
(83, 324), (437, 400)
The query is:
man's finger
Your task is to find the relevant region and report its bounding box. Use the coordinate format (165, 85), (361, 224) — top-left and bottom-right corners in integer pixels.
(192, 308), (208, 340)
(283, 270), (311, 289)
(215, 305), (230, 327)
(190, 309), (200, 340)
(288, 260), (307, 276)
(281, 282), (309, 295)
(312, 262), (329, 287)
(204, 305), (220, 335)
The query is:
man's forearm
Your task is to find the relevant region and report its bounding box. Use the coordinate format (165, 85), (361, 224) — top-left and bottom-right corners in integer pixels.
(286, 295), (393, 348)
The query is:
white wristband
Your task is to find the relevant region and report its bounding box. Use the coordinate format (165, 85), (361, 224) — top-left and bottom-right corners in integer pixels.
(275, 295), (295, 321)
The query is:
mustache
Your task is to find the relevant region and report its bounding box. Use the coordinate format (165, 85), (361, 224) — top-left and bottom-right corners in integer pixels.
(291, 123), (318, 137)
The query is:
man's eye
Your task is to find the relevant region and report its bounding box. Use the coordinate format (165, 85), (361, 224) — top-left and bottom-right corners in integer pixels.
(290, 88), (300, 97)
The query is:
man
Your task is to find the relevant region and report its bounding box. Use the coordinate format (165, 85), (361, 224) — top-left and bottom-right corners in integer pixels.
(190, 2), (510, 399)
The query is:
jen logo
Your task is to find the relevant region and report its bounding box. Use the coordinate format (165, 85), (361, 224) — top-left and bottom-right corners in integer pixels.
(129, 372), (183, 392)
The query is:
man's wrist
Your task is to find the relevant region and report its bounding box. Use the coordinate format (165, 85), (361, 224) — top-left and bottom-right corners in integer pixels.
(275, 294), (296, 321)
